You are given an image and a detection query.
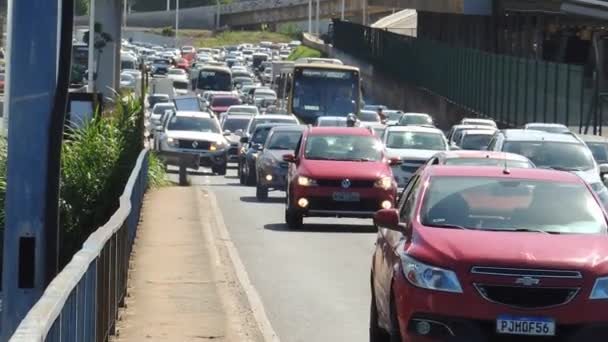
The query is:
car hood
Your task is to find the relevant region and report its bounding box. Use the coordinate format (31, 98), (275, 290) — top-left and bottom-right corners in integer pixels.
(385, 148), (439, 160)
(409, 227), (608, 274)
(573, 167), (602, 185)
(225, 134), (241, 144)
(300, 159), (390, 179)
(165, 130), (222, 142)
(261, 149), (291, 162)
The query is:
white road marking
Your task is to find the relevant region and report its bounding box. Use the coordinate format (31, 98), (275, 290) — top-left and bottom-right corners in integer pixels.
(204, 178), (281, 342)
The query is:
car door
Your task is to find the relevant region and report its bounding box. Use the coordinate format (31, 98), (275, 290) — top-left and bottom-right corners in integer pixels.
(373, 174), (420, 329)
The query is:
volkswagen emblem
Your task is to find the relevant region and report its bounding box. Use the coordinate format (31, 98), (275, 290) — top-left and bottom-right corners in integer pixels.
(192, 141), (198, 148)
(341, 179), (351, 189)
(515, 276), (540, 286)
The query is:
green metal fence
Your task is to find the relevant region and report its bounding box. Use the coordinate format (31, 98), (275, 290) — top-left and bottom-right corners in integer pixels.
(333, 20), (588, 128)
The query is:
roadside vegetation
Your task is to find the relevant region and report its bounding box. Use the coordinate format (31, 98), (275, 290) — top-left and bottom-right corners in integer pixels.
(195, 30), (294, 47)
(288, 45), (323, 61)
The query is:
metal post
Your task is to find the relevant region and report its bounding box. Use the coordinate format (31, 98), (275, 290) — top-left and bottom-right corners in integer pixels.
(123, 0), (127, 29)
(167, 0), (170, 11)
(315, 0), (320, 35)
(87, 0), (96, 92)
(308, 0), (312, 34)
(175, 0), (180, 48)
(216, 0), (220, 30)
(341, 0), (345, 20)
(2, 0), (61, 337)
(362, 0), (366, 25)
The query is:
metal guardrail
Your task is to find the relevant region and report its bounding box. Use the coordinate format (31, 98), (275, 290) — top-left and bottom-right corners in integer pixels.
(332, 20), (592, 130)
(9, 149), (150, 342)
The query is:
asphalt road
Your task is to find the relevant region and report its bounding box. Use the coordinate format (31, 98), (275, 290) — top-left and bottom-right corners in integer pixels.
(169, 167), (377, 342)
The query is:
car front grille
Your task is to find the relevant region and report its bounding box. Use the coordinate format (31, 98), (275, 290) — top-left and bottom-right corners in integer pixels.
(316, 179), (375, 188)
(178, 140), (211, 150)
(228, 146), (239, 155)
(474, 284), (579, 309)
(308, 197), (380, 212)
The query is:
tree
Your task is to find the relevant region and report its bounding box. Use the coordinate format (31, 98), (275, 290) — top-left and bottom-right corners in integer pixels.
(75, 0), (88, 16)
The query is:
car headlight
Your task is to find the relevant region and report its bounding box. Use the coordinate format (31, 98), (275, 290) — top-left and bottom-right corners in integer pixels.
(166, 137), (178, 147)
(401, 254), (463, 293)
(297, 176), (318, 187)
(590, 277), (608, 299)
(374, 176), (393, 190)
(210, 140), (227, 151)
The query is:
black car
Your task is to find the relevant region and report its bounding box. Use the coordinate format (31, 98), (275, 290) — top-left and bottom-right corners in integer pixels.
(221, 114), (252, 163)
(239, 123), (293, 186)
(255, 126), (304, 200)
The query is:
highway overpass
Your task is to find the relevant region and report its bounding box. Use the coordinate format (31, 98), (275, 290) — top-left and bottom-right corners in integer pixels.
(74, 0), (394, 30)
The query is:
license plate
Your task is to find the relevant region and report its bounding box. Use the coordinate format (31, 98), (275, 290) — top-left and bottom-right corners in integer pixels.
(332, 192), (360, 202)
(496, 315), (555, 336)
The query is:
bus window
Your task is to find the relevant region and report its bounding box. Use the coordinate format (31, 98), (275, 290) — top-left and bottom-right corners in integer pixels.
(197, 69), (232, 91)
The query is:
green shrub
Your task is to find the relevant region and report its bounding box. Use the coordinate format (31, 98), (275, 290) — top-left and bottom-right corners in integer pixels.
(287, 45), (322, 61)
(148, 152), (170, 188)
(161, 26), (175, 37)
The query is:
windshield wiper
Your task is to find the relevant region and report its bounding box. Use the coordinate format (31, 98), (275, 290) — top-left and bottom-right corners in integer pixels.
(426, 223), (471, 230)
(345, 158), (375, 162)
(511, 228), (562, 234)
(543, 166), (585, 172)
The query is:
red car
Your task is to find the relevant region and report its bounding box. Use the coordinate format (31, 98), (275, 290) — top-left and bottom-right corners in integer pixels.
(209, 95), (241, 116)
(174, 57), (190, 70)
(283, 127), (398, 228)
(371, 165), (608, 341)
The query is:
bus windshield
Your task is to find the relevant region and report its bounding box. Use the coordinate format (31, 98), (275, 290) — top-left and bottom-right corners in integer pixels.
(197, 69), (232, 91)
(291, 67), (359, 124)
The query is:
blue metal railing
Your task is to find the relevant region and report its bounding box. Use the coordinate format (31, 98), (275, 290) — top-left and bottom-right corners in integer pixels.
(8, 149), (150, 342)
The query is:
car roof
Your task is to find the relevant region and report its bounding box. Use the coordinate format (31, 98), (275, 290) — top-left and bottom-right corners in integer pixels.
(253, 114), (296, 120)
(451, 124), (496, 130)
(254, 123), (290, 130)
(386, 125), (444, 134)
(461, 129), (496, 136)
(580, 134), (608, 143)
(501, 129), (581, 143)
(151, 93), (170, 98)
(424, 165), (582, 183)
(269, 125), (305, 132)
(318, 116), (346, 121)
(403, 112), (430, 117)
(360, 110), (378, 115)
(153, 102), (175, 108)
(212, 94), (240, 99)
(308, 127), (374, 136)
(175, 111), (211, 118)
(225, 113), (252, 119)
(462, 117), (496, 123)
(435, 150), (532, 162)
(525, 122), (568, 128)
(230, 105), (256, 109)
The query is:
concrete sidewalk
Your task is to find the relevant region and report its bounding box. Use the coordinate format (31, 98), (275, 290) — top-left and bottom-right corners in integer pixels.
(115, 186), (264, 342)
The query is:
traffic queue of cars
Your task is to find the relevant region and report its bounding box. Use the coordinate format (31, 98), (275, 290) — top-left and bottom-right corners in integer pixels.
(139, 38), (608, 341)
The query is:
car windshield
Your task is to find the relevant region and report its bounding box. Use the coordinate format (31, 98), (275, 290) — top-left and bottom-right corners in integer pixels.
(386, 112), (403, 121)
(266, 131), (302, 150)
(445, 158), (533, 168)
(174, 98), (201, 111)
(587, 142), (608, 164)
(400, 115), (432, 126)
(197, 70), (232, 91)
(503, 141), (595, 171)
(461, 134), (493, 150)
(212, 97), (240, 107)
(359, 112), (380, 122)
(386, 131), (446, 150)
(463, 120), (495, 127)
(153, 105), (174, 115)
(252, 127), (274, 144)
(149, 96), (169, 107)
(154, 60), (170, 65)
(229, 107), (257, 114)
(167, 116), (220, 133)
(305, 135), (383, 161)
(223, 117), (250, 132)
(317, 119), (347, 127)
(173, 82), (189, 90)
(421, 176), (607, 234)
(169, 69), (185, 75)
(527, 126), (570, 134)
(249, 118), (296, 134)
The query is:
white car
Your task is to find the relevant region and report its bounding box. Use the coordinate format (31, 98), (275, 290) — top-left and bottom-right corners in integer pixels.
(524, 122), (571, 134)
(149, 103), (176, 127)
(399, 112), (434, 126)
(226, 105), (259, 116)
(383, 125), (449, 187)
(167, 68), (189, 82)
(157, 111), (230, 175)
(460, 117), (497, 128)
(120, 73), (137, 91)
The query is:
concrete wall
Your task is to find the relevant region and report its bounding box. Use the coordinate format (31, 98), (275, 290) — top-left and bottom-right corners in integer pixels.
(302, 34), (479, 130)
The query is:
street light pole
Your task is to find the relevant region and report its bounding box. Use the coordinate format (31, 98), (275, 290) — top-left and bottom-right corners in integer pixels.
(167, 0), (170, 11)
(216, 0), (220, 30)
(315, 0), (320, 36)
(88, 0), (96, 92)
(123, 0), (128, 29)
(175, 0), (180, 48)
(341, 0), (345, 20)
(308, 0), (312, 34)
(361, 0), (366, 25)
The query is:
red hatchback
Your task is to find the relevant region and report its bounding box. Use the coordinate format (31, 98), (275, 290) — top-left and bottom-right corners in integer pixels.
(370, 165), (608, 342)
(283, 127), (398, 228)
(209, 95), (241, 116)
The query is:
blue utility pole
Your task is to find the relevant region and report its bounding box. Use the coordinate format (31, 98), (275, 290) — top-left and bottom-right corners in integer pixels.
(1, 0), (62, 338)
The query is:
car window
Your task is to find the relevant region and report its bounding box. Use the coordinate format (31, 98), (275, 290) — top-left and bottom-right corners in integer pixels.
(167, 116), (220, 133)
(222, 118), (250, 132)
(503, 141), (595, 171)
(386, 131), (446, 150)
(252, 127), (274, 144)
(587, 142), (608, 164)
(421, 176), (607, 234)
(304, 135), (383, 161)
(461, 134), (493, 150)
(400, 115), (432, 126)
(266, 131), (303, 150)
(399, 175), (421, 220)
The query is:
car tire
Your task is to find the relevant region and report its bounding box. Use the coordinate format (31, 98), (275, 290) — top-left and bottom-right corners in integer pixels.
(256, 185), (268, 201)
(388, 291), (403, 342)
(245, 162), (256, 186)
(213, 164), (227, 176)
(239, 161), (246, 185)
(285, 208), (303, 229)
(370, 274), (390, 342)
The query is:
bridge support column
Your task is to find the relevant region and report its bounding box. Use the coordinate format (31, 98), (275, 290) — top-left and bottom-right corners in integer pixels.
(95, 0), (123, 98)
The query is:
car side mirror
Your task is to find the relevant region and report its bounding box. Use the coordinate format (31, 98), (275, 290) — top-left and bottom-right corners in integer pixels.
(240, 136), (249, 144)
(155, 125), (163, 132)
(388, 157), (401, 166)
(600, 164), (608, 179)
(450, 145), (462, 151)
(223, 130), (232, 136)
(373, 209), (401, 232)
(283, 153), (296, 163)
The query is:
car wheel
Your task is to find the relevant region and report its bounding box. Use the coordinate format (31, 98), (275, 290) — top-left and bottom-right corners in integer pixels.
(245, 162), (256, 186)
(370, 274), (390, 342)
(215, 163), (227, 176)
(285, 208), (303, 229)
(388, 291), (403, 342)
(239, 161), (246, 185)
(256, 185), (268, 201)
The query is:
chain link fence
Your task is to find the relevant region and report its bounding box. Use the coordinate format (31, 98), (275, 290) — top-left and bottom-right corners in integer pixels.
(333, 20), (591, 130)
